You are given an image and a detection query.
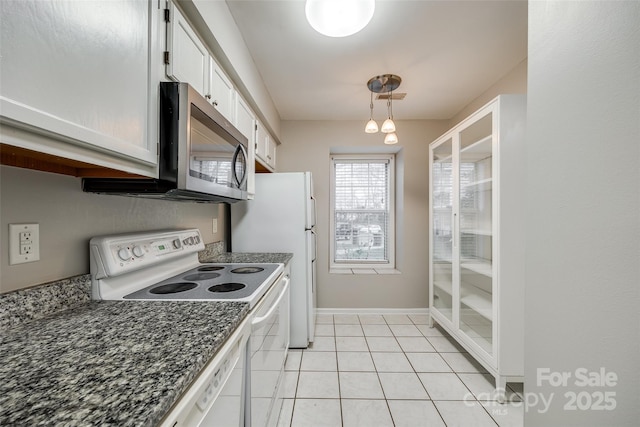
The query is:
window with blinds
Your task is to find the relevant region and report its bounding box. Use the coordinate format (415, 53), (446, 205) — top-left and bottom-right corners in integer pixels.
(330, 154), (395, 269)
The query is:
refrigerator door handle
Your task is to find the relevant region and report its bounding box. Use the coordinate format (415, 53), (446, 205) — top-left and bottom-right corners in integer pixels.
(310, 196), (317, 228)
(310, 228), (317, 262)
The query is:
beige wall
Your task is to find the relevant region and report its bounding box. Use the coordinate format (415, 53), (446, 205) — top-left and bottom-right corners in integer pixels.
(0, 165), (224, 293)
(277, 120), (448, 309)
(449, 59), (528, 127)
(275, 60), (527, 309)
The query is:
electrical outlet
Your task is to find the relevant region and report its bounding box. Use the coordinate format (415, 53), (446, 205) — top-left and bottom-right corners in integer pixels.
(9, 223), (40, 265)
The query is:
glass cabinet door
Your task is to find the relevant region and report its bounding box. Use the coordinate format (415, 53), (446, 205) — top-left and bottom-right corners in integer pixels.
(431, 138), (454, 321)
(458, 112), (494, 355)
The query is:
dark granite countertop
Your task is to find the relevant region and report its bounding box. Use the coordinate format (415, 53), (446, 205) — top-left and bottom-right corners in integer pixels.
(201, 252), (293, 265)
(0, 300), (249, 427)
(0, 250), (287, 426)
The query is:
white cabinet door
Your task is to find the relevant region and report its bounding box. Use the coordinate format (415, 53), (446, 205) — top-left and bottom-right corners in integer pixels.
(254, 120), (277, 172)
(209, 57), (236, 123)
(255, 120), (269, 163)
(266, 137), (277, 170)
(166, 2), (209, 97)
(234, 96), (255, 141)
(0, 0), (157, 174)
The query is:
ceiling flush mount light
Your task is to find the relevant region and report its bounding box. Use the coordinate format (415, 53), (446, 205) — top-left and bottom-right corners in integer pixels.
(365, 74), (402, 144)
(305, 0), (375, 38)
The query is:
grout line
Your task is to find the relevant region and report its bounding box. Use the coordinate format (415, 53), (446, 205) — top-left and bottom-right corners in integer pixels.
(285, 314), (516, 427)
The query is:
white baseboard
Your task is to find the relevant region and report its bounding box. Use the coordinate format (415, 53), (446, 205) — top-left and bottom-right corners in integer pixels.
(316, 307), (429, 315)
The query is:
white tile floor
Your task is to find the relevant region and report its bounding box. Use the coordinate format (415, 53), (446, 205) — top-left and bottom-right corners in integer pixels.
(277, 313), (524, 427)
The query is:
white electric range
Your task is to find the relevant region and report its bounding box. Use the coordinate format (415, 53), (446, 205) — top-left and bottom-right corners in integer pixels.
(89, 229), (289, 427)
(89, 229), (283, 308)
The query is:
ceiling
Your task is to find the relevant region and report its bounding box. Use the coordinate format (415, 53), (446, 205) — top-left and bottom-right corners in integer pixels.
(225, 0), (528, 122)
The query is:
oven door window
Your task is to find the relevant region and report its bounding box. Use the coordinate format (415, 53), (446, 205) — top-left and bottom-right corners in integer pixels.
(189, 116), (246, 189)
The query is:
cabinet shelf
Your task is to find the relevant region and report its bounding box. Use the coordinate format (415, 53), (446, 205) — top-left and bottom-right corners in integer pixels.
(461, 228), (492, 236)
(461, 260), (493, 277)
(461, 328), (493, 355)
(434, 280), (452, 296)
(460, 287), (493, 320)
(461, 178), (492, 192)
(434, 154), (452, 163)
(460, 135), (492, 161)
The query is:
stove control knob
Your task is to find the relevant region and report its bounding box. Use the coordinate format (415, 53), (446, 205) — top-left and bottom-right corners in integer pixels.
(194, 235), (201, 244)
(187, 237), (195, 245)
(132, 245), (145, 258)
(117, 247), (132, 261)
(172, 238), (182, 249)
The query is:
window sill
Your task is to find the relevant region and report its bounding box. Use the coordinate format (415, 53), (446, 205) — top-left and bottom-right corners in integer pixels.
(330, 268), (401, 275)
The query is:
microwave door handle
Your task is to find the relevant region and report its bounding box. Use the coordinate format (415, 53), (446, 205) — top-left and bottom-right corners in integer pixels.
(231, 144), (248, 188)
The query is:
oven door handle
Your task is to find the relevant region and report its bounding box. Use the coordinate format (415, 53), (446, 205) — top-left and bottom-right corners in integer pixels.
(251, 276), (290, 330)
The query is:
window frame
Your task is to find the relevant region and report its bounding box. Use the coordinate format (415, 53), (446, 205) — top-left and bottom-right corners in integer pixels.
(329, 153), (396, 271)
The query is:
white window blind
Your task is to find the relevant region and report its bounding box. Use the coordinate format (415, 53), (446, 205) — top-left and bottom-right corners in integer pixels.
(331, 155), (395, 268)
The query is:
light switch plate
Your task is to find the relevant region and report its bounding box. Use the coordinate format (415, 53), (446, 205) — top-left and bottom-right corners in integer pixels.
(212, 218), (218, 234)
(9, 223), (40, 265)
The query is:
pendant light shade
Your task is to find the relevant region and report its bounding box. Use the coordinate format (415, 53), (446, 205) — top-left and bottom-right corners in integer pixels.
(381, 118), (396, 133)
(384, 132), (398, 145)
(305, 0), (375, 38)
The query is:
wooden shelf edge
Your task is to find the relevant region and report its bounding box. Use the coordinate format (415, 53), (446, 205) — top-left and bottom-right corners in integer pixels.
(1, 144), (146, 178)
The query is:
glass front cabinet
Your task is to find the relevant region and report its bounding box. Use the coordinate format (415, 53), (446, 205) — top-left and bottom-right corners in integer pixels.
(428, 95), (526, 399)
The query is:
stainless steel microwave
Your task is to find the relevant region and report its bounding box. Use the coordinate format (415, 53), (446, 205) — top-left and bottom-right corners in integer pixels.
(83, 82), (249, 203)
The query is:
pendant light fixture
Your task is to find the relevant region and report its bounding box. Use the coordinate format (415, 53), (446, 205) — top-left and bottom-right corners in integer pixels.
(365, 90), (378, 133)
(384, 132), (398, 145)
(381, 96), (396, 134)
(305, 0), (375, 38)
(365, 74), (401, 144)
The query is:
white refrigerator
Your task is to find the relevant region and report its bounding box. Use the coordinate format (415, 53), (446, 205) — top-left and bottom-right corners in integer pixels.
(231, 172), (316, 348)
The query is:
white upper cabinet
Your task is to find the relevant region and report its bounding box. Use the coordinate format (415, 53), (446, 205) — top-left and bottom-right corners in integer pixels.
(255, 120), (277, 172)
(255, 121), (268, 166)
(166, 2), (209, 97)
(0, 0), (159, 176)
(234, 96), (256, 141)
(166, 2), (234, 122)
(266, 135), (277, 170)
(209, 58), (236, 123)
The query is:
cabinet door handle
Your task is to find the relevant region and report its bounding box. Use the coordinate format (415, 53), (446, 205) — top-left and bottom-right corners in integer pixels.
(212, 100), (218, 106)
(205, 94), (211, 99)
(453, 213), (457, 249)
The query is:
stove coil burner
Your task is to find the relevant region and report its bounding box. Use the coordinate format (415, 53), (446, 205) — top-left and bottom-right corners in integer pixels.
(150, 282), (197, 294)
(208, 283), (246, 293)
(198, 266), (225, 272)
(183, 273), (221, 281)
(230, 266), (265, 274)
